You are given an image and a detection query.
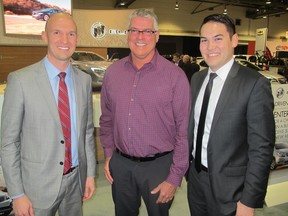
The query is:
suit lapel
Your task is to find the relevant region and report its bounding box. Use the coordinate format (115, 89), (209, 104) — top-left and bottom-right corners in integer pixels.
(192, 69), (208, 110)
(210, 61), (240, 135)
(35, 60), (62, 131)
(72, 68), (82, 140)
(188, 69), (208, 154)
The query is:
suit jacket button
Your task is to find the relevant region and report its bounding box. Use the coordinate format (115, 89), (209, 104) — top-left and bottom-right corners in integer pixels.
(60, 162), (63, 165)
(60, 140), (64, 144)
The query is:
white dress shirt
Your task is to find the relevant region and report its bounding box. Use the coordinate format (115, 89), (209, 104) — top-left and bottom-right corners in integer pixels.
(193, 58), (234, 167)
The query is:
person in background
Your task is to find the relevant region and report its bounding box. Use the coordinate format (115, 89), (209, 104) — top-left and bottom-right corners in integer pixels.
(190, 56), (201, 70)
(180, 54), (200, 82)
(172, 52), (183, 67)
(0, 13), (96, 216)
(187, 14), (275, 216)
(100, 8), (190, 216)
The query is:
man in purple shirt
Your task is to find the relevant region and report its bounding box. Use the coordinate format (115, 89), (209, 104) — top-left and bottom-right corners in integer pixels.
(100, 8), (190, 216)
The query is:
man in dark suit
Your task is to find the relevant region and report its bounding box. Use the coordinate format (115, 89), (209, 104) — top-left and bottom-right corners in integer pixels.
(1, 13), (96, 216)
(187, 14), (275, 216)
(180, 55), (200, 82)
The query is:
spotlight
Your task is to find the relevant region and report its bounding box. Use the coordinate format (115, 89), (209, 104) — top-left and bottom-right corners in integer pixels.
(119, 0), (126, 6)
(266, 0), (271, 4)
(175, 1), (179, 10)
(223, 6), (227, 15)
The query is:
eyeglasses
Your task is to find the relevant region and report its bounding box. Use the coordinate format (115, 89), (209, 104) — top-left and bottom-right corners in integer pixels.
(127, 29), (157, 35)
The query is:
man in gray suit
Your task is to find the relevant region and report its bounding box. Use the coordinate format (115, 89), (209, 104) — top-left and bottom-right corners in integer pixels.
(0, 13), (96, 216)
(187, 14), (275, 216)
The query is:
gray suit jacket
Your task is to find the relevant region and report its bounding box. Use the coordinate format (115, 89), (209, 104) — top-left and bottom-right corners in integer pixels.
(0, 59), (96, 209)
(188, 61), (275, 213)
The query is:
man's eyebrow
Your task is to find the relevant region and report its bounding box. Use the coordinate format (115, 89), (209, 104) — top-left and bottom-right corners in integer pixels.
(213, 34), (224, 38)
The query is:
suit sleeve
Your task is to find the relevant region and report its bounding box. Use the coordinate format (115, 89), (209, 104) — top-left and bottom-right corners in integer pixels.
(0, 72), (25, 197)
(85, 76), (97, 177)
(241, 76), (275, 208)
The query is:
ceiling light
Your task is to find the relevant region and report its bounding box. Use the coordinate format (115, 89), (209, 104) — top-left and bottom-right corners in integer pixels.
(175, 1), (179, 10)
(223, 6), (227, 15)
(266, 0), (271, 4)
(119, 0), (126, 6)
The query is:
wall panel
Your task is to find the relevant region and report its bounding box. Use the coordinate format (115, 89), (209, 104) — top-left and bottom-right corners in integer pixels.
(0, 46), (107, 82)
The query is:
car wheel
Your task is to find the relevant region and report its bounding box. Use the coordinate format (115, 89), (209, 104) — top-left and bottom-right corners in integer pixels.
(43, 14), (50, 21)
(270, 158), (277, 170)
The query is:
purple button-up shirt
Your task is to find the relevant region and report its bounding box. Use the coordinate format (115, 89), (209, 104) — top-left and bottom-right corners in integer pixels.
(100, 50), (191, 186)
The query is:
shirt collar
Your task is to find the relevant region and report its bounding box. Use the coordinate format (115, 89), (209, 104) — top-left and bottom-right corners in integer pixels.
(208, 57), (234, 81)
(125, 49), (158, 71)
(44, 56), (72, 80)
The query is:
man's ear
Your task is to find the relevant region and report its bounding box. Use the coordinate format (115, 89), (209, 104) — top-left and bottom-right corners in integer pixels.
(156, 32), (160, 43)
(232, 33), (239, 48)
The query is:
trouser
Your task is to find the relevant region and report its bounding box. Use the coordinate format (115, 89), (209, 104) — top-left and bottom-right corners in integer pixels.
(110, 151), (174, 216)
(33, 167), (83, 216)
(187, 161), (236, 216)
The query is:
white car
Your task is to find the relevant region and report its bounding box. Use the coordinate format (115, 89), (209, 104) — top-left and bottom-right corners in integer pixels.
(235, 58), (287, 84)
(258, 70), (287, 84)
(198, 58), (287, 84)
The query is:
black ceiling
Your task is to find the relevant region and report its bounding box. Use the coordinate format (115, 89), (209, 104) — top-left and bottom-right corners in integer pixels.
(189, 0), (288, 19)
(114, 0), (136, 8)
(114, 0), (288, 19)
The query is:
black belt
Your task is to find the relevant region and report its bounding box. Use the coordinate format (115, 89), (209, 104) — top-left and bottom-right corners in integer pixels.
(63, 166), (77, 175)
(116, 149), (172, 162)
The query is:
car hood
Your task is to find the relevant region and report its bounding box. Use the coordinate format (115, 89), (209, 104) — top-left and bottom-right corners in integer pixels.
(72, 60), (112, 69)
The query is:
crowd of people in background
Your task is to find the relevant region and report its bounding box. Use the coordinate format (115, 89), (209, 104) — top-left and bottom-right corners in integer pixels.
(172, 52), (200, 82)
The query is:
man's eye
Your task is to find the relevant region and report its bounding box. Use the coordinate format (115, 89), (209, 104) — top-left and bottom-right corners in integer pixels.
(143, 30), (152, 34)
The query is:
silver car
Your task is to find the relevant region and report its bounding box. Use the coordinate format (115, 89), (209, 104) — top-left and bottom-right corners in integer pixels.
(71, 51), (113, 91)
(271, 143), (288, 170)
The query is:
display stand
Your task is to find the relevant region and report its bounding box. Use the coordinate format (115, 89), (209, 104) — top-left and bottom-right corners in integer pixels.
(265, 168), (288, 207)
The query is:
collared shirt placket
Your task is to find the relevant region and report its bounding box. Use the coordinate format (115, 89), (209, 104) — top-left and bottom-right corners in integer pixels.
(127, 69), (141, 156)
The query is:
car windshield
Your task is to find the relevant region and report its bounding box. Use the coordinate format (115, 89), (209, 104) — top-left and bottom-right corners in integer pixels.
(72, 52), (106, 61)
(236, 59), (263, 71)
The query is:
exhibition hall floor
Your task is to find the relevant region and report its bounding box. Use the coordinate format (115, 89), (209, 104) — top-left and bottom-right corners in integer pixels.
(81, 162), (288, 216)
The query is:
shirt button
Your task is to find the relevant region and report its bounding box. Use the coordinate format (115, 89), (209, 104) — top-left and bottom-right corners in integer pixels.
(60, 161), (64, 165)
(133, 84), (136, 87)
(128, 128), (131, 131)
(60, 140), (64, 144)
(131, 98), (134, 101)
(129, 113), (131, 116)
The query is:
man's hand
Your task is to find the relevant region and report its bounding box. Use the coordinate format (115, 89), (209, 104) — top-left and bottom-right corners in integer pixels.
(13, 195), (34, 216)
(104, 157), (113, 184)
(82, 176), (96, 201)
(151, 181), (177, 203)
(236, 201), (254, 216)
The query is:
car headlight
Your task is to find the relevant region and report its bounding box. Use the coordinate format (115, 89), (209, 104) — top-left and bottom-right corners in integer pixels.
(276, 151), (286, 157)
(279, 78), (287, 84)
(91, 67), (105, 75)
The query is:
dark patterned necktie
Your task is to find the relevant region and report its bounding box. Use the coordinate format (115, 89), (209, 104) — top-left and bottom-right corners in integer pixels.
(58, 72), (72, 174)
(195, 73), (217, 172)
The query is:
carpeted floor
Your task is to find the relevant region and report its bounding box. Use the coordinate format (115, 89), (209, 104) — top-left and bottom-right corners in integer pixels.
(82, 162), (288, 216)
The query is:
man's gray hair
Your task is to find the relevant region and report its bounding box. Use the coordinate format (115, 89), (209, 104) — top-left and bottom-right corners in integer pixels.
(128, 8), (159, 31)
